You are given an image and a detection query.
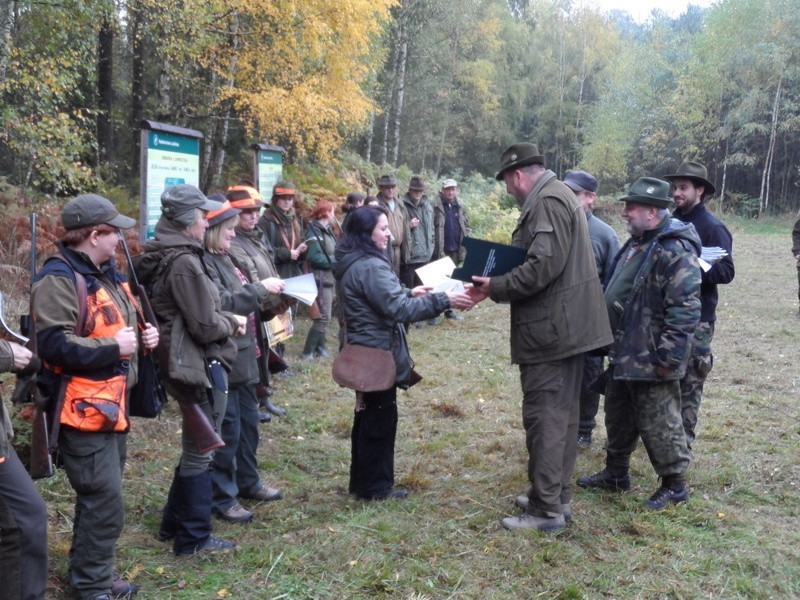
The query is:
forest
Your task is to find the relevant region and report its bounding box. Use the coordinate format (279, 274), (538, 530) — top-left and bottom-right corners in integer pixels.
(1, 0), (799, 216)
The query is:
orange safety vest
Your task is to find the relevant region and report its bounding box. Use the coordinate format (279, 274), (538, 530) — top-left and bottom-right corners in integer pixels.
(59, 280), (137, 433)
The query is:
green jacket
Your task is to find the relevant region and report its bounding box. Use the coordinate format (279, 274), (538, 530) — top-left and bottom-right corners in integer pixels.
(606, 217), (702, 381)
(489, 170), (612, 364)
(305, 220), (337, 287)
(401, 193), (435, 264)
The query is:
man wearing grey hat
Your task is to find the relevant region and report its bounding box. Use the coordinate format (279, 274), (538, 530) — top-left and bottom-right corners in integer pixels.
(32, 193), (159, 598)
(432, 179), (471, 320)
(577, 177), (701, 510)
(664, 161), (734, 449)
(563, 170), (621, 447)
(468, 143), (612, 531)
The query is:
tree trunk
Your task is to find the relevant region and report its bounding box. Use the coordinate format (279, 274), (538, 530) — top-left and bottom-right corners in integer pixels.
(390, 37), (407, 166)
(0, 0), (15, 84)
(759, 78), (781, 217)
(380, 35), (400, 166)
(97, 11), (114, 166)
(364, 111), (375, 162)
(202, 12), (239, 191)
(720, 138), (728, 206)
(130, 0), (146, 173)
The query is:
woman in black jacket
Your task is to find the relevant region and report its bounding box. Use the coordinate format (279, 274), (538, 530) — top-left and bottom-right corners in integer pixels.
(331, 207), (473, 500)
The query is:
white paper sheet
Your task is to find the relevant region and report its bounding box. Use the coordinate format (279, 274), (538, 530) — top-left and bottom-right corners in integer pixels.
(282, 273), (318, 306)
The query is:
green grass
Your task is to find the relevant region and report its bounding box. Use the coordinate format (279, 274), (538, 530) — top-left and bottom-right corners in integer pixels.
(8, 216), (799, 598)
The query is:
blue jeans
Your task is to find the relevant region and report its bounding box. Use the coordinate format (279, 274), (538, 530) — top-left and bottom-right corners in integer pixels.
(211, 383), (262, 511)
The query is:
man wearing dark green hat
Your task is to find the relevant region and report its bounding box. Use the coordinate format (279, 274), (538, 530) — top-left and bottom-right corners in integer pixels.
(577, 177), (702, 510)
(469, 143), (612, 531)
(376, 174), (409, 275)
(664, 161), (734, 449)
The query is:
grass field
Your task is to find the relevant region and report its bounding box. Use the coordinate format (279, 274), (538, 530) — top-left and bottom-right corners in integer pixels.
(16, 213), (800, 598)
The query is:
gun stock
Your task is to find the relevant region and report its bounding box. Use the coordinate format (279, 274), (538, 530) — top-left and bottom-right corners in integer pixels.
(29, 406), (54, 479)
(180, 389), (224, 454)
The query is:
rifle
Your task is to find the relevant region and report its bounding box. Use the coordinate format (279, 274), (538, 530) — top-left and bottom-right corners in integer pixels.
(121, 236), (223, 452)
(14, 214), (54, 479)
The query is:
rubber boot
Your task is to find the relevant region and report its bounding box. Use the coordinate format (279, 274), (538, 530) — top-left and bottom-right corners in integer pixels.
(315, 332), (330, 358)
(301, 329), (320, 360)
(157, 467), (180, 541)
(172, 469), (214, 556)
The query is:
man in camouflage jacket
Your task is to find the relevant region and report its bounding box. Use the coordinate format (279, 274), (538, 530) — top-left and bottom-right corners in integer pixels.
(577, 177), (702, 510)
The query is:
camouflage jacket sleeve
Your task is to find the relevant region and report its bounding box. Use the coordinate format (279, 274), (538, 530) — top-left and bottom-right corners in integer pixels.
(654, 239), (703, 370)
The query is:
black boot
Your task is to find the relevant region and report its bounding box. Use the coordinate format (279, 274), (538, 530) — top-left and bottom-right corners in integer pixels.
(157, 467), (180, 541)
(315, 332), (330, 358)
(301, 329), (320, 360)
(172, 469), (235, 556)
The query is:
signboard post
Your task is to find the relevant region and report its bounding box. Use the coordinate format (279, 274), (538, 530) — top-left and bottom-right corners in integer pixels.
(139, 120), (203, 241)
(251, 143), (285, 202)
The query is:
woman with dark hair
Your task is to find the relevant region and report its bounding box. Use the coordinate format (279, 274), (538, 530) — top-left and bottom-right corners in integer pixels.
(340, 191), (366, 232)
(332, 206), (473, 500)
(301, 199), (338, 359)
(202, 201), (286, 524)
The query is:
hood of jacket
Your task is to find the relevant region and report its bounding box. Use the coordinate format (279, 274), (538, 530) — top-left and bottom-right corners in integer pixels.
(653, 217), (702, 256)
(135, 216), (204, 286)
(332, 246), (368, 281)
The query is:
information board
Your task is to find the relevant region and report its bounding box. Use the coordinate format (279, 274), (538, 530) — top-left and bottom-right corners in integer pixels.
(252, 143), (285, 201)
(139, 121), (203, 240)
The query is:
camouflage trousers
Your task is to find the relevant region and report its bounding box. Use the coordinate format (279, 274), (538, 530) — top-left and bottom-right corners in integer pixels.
(604, 374), (690, 477)
(679, 321), (715, 448)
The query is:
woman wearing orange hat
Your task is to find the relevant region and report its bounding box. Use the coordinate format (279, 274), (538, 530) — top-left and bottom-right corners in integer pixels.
(202, 200), (286, 524)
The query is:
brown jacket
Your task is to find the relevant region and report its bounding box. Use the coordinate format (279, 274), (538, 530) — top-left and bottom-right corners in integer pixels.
(489, 170), (612, 364)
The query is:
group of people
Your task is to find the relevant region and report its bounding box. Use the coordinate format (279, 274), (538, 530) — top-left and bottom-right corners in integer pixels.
(468, 146), (734, 531)
(0, 145), (735, 598)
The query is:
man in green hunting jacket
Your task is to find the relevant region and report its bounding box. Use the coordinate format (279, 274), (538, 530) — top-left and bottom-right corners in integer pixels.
(470, 143), (612, 532)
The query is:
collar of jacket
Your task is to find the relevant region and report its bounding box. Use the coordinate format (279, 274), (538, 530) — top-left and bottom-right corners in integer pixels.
(673, 201), (706, 221)
(57, 242), (122, 284)
(520, 169), (557, 212)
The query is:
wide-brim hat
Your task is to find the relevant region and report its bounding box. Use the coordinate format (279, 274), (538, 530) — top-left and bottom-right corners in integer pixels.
(663, 161), (715, 197)
(206, 200), (242, 227)
(496, 143), (545, 180)
(619, 177), (673, 208)
(408, 176), (425, 191)
(62, 194), (136, 231)
(377, 174), (397, 187)
(226, 185), (265, 209)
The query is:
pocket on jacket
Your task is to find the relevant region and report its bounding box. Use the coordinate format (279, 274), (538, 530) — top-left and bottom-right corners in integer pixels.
(518, 317), (559, 351)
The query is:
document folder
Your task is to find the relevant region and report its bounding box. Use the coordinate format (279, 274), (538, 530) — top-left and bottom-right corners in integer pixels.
(451, 237), (526, 282)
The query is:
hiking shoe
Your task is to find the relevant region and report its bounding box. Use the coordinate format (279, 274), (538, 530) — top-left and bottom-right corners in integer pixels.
(111, 574), (139, 598)
(258, 410), (272, 423)
(576, 469), (631, 492)
(241, 485), (282, 502)
(444, 310), (464, 321)
(502, 513), (566, 532)
(577, 434), (592, 448)
(644, 485), (689, 510)
(214, 503), (254, 523)
(177, 535), (239, 557)
(514, 496), (572, 522)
